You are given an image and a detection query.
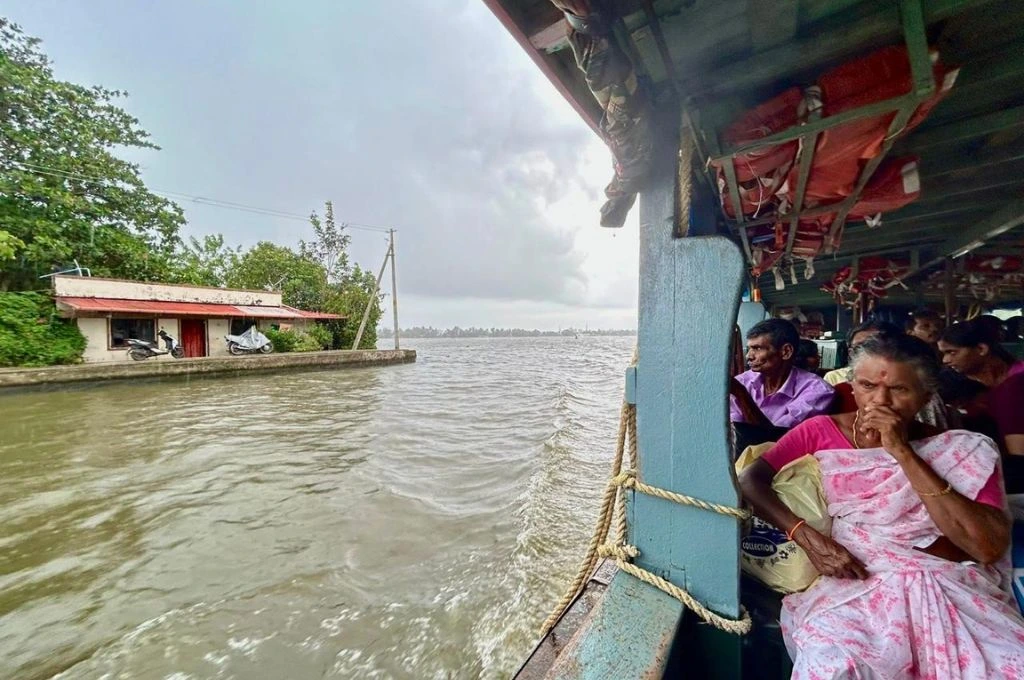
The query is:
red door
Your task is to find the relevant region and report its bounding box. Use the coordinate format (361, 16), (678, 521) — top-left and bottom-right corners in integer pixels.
(180, 319), (207, 357)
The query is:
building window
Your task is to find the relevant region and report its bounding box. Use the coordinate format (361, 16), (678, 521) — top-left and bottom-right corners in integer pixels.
(110, 318), (156, 348)
(230, 318), (258, 335)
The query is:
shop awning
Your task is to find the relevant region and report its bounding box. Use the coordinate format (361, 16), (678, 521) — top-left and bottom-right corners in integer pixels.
(55, 297), (344, 320)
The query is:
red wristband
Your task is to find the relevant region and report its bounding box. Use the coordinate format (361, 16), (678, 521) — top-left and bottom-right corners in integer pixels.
(786, 519), (807, 542)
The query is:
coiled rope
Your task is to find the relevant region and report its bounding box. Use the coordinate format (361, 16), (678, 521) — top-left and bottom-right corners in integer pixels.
(539, 362), (752, 637)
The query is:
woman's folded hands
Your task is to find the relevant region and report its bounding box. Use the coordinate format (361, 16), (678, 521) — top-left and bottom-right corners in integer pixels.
(792, 523), (869, 580)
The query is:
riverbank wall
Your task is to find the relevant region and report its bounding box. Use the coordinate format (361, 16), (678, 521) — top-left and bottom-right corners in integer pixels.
(0, 349), (416, 389)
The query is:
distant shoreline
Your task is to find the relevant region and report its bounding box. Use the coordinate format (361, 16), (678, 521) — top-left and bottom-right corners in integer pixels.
(378, 330), (637, 339)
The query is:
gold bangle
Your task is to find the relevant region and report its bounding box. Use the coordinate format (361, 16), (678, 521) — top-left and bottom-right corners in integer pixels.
(916, 482), (953, 498)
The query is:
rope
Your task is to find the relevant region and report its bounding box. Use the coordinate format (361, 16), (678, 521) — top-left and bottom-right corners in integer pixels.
(613, 470), (751, 521)
(539, 356), (752, 637)
(616, 560), (752, 636)
(677, 134), (693, 237)
(539, 402), (631, 636)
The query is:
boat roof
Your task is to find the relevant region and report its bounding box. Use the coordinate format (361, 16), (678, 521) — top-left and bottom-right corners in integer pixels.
(484, 0), (1024, 309)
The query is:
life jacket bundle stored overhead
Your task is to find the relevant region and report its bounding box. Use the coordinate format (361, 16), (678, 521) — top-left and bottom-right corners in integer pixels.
(743, 156), (919, 281)
(820, 256), (912, 306)
(715, 87), (805, 220)
(922, 256), (1024, 301)
(713, 45), (958, 271)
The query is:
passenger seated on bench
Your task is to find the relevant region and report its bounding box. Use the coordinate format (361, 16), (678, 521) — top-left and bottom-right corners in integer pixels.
(906, 306), (944, 349)
(940, 319), (1024, 507)
(828, 318), (949, 427)
(739, 334), (1024, 678)
(822, 319), (903, 386)
(730, 319), (834, 431)
(938, 368), (993, 435)
(794, 339), (821, 373)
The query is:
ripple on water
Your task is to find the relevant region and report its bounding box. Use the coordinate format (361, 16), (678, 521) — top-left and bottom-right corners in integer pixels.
(0, 336), (635, 679)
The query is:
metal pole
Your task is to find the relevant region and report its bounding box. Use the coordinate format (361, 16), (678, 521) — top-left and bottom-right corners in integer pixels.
(390, 229), (399, 350)
(352, 242), (391, 350)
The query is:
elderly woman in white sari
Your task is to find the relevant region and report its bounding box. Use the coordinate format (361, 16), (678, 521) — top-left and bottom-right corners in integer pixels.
(739, 334), (1024, 679)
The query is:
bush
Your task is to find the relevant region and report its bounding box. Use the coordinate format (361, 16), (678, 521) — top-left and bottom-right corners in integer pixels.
(0, 292), (86, 367)
(291, 331), (323, 352)
(264, 327), (297, 353)
(263, 326), (327, 353)
(305, 323), (332, 350)
(322, 319), (347, 349)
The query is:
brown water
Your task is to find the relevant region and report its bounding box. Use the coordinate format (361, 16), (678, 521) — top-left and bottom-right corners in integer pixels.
(0, 336), (633, 679)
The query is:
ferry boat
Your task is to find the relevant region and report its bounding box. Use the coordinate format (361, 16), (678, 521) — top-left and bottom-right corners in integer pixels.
(483, 0), (1024, 677)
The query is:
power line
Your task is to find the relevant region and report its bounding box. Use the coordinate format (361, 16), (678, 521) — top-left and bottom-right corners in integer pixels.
(5, 160), (395, 233)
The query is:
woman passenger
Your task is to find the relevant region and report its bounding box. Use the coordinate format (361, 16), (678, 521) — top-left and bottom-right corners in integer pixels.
(739, 334), (1024, 679)
(826, 319), (948, 428)
(939, 319), (1024, 500)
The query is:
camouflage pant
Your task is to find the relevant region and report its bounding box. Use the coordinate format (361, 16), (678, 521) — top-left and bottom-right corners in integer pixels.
(567, 27), (654, 228)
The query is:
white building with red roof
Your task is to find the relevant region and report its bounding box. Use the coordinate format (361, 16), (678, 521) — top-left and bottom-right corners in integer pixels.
(52, 275), (343, 362)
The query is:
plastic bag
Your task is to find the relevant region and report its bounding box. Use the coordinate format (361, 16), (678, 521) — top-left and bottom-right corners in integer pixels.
(735, 443), (832, 594)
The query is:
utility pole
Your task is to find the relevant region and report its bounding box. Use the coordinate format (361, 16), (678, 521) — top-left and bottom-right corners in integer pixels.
(352, 240), (392, 351)
(390, 229), (400, 350)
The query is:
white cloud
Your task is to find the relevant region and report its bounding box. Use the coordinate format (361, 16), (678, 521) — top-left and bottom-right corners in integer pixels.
(7, 0), (641, 328)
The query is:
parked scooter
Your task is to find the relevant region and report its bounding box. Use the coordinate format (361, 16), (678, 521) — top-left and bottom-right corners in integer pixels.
(225, 325), (273, 355)
(127, 329), (185, 361)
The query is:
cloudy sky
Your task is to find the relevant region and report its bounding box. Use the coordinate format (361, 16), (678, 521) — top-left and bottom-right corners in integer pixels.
(7, 0), (640, 330)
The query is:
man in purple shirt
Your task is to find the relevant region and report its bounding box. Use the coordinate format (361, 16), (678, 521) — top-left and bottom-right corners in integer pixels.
(730, 319), (835, 428)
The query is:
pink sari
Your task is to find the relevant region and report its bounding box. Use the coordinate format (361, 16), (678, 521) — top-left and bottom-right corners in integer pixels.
(783, 430), (1024, 679)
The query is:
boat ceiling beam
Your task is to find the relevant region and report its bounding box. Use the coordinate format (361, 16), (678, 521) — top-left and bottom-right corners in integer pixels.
(706, 124), (753, 261)
(920, 49), (1024, 127)
(734, 147), (1024, 233)
(922, 174), (1023, 202)
(784, 126), (822, 258)
(870, 199), (1009, 226)
(749, 0), (799, 50)
(692, 0), (1001, 98)
(885, 199), (1024, 288)
(924, 143), (1024, 181)
(901, 104), (1024, 153)
(711, 94), (910, 161)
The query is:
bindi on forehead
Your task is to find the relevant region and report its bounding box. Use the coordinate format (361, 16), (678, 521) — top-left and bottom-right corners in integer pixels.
(855, 358), (917, 385)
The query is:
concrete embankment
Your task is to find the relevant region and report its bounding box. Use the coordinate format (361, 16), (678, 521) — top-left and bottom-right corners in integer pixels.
(0, 349), (416, 389)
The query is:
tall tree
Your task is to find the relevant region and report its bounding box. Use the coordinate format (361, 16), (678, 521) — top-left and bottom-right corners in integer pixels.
(324, 264), (384, 349)
(226, 242), (326, 311)
(176, 234), (240, 287)
(0, 18), (185, 291)
(302, 201), (350, 284)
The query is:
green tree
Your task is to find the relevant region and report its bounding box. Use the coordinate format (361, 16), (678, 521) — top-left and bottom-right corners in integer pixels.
(324, 264), (383, 349)
(220, 205), (384, 349)
(225, 241), (326, 310)
(0, 231), (24, 261)
(0, 18), (185, 291)
(302, 201), (350, 284)
(300, 201), (383, 348)
(175, 234), (240, 287)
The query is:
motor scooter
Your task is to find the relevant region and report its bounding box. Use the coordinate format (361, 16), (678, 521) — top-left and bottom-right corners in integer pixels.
(225, 325), (273, 355)
(127, 329), (185, 360)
